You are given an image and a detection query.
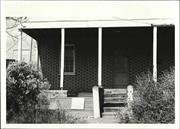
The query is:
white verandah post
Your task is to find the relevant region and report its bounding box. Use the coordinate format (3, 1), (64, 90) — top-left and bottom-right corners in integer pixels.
(18, 29), (22, 62)
(60, 28), (65, 89)
(153, 26), (157, 82)
(93, 27), (103, 118)
(36, 41), (39, 70)
(98, 27), (102, 86)
(29, 38), (33, 63)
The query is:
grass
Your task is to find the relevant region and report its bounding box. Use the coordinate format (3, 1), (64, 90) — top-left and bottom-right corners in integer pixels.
(8, 108), (79, 123)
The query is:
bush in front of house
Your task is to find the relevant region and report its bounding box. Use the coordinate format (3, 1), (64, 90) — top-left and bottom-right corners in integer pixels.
(7, 62), (79, 123)
(131, 67), (175, 123)
(115, 107), (135, 123)
(115, 67), (175, 123)
(35, 103), (79, 123)
(6, 62), (51, 123)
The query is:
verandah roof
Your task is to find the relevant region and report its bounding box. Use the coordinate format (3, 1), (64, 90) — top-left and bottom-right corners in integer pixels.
(4, 1), (177, 28)
(21, 19), (174, 29)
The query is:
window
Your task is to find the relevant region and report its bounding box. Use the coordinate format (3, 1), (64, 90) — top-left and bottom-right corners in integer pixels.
(64, 44), (75, 75)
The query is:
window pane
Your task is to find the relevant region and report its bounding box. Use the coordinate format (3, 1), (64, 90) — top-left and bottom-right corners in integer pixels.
(64, 45), (74, 73)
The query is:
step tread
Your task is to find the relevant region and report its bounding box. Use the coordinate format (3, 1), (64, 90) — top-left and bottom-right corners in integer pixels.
(104, 89), (127, 94)
(104, 107), (127, 111)
(104, 100), (127, 103)
(104, 107), (126, 109)
(104, 92), (127, 94)
(104, 94), (127, 98)
(102, 112), (117, 115)
(104, 96), (127, 100)
(104, 95), (127, 98)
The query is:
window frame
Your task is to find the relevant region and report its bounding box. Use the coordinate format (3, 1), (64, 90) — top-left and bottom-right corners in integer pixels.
(64, 44), (76, 75)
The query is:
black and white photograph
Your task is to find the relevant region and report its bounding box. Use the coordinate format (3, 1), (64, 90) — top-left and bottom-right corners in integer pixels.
(1, 1), (179, 129)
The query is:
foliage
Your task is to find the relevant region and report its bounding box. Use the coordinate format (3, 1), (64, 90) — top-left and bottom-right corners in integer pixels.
(6, 17), (28, 42)
(115, 108), (134, 123)
(115, 67), (174, 123)
(7, 61), (78, 123)
(6, 62), (51, 122)
(8, 103), (78, 123)
(35, 107), (78, 123)
(131, 67), (175, 123)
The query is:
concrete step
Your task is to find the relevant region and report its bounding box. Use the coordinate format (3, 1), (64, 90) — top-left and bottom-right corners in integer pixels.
(104, 99), (127, 104)
(103, 107), (127, 112)
(103, 103), (127, 107)
(102, 111), (117, 117)
(104, 93), (127, 97)
(104, 96), (127, 101)
(104, 107), (121, 112)
(104, 89), (127, 94)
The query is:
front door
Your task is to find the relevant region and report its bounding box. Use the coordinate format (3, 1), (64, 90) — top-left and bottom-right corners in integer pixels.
(113, 50), (129, 88)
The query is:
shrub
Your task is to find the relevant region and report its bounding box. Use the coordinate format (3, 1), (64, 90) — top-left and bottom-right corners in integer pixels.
(35, 108), (78, 123)
(6, 62), (51, 122)
(115, 108), (135, 123)
(131, 67), (175, 123)
(7, 62), (78, 123)
(12, 101), (78, 123)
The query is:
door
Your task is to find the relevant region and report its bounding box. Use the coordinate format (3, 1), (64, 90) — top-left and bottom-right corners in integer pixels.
(113, 50), (129, 88)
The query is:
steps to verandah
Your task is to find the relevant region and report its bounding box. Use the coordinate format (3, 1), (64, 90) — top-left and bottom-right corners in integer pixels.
(102, 88), (128, 118)
(80, 89), (128, 123)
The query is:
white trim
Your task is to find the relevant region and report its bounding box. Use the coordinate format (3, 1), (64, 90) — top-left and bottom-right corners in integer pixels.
(98, 27), (102, 86)
(18, 30), (22, 62)
(64, 44), (76, 75)
(60, 28), (65, 89)
(22, 20), (152, 29)
(153, 26), (157, 82)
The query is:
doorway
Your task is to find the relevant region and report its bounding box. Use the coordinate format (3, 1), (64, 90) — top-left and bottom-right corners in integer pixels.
(113, 50), (129, 88)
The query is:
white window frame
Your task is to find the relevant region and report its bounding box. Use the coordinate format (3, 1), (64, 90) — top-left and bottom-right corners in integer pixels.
(64, 44), (76, 75)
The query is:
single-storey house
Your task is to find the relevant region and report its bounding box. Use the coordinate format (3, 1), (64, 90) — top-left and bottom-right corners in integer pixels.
(19, 19), (174, 91)
(17, 19), (174, 118)
(12, 2), (175, 118)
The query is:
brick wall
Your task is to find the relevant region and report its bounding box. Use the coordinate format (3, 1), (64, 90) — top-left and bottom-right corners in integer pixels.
(35, 27), (174, 93)
(38, 29), (98, 93)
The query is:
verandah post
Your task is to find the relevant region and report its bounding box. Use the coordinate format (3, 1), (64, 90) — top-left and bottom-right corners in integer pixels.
(98, 27), (102, 86)
(153, 26), (157, 82)
(29, 38), (33, 63)
(60, 28), (65, 90)
(93, 86), (100, 118)
(18, 29), (22, 62)
(36, 41), (39, 70)
(92, 27), (103, 118)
